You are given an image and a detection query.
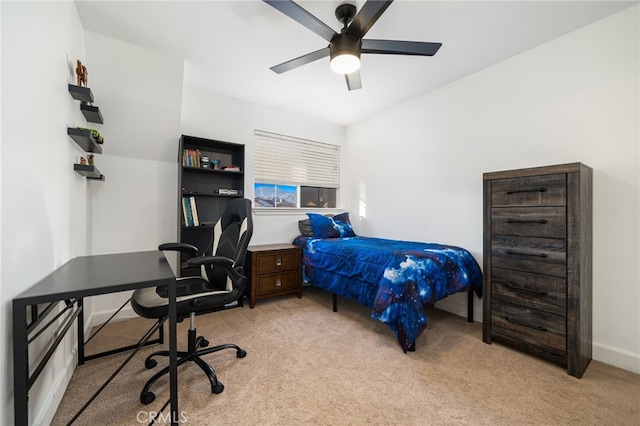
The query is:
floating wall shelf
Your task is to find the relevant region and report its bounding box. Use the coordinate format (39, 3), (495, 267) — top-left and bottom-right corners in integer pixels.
(74, 164), (104, 180)
(80, 103), (104, 124)
(68, 84), (94, 103)
(67, 128), (103, 154)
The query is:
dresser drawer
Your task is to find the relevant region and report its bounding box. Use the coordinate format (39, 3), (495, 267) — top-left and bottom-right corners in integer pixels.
(255, 271), (300, 296)
(255, 251), (299, 274)
(491, 267), (566, 315)
(491, 300), (566, 355)
(491, 235), (566, 277)
(491, 207), (566, 238)
(492, 173), (566, 207)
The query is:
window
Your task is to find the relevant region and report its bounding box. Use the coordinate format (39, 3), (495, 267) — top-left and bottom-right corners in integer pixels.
(254, 130), (340, 209)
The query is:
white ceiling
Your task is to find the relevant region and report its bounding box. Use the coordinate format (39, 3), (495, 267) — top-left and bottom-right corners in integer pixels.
(75, 0), (637, 126)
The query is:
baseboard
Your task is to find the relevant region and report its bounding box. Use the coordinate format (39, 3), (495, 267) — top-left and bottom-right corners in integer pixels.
(435, 292), (483, 323)
(89, 304), (138, 328)
(593, 342), (640, 374)
(32, 340), (78, 426)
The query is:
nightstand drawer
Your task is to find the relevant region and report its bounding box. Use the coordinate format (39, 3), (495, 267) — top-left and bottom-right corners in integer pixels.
(491, 267), (566, 316)
(255, 271), (300, 296)
(491, 173), (566, 207)
(255, 251), (299, 274)
(491, 207), (566, 238)
(247, 244), (302, 308)
(491, 300), (566, 355)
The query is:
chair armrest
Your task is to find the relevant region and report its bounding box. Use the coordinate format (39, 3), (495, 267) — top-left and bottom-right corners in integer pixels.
(186, 256), (244, 282)
(158, 242), (199, 256)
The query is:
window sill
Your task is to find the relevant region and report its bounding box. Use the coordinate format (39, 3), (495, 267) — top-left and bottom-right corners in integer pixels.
(253, 208), (344, 216)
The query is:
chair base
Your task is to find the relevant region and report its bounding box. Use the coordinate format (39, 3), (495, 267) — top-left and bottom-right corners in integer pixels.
(140, 327), (246, 405)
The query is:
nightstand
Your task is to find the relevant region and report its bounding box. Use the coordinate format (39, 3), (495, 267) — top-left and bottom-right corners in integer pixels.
(246, 243), (302, 308)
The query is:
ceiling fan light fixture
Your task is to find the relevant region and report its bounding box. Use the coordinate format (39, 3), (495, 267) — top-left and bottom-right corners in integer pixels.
(330, 33), (362, 74)
(330, 53), (360, 74)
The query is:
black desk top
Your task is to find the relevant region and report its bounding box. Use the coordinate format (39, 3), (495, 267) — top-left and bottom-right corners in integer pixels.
(13, 251), (175, 305)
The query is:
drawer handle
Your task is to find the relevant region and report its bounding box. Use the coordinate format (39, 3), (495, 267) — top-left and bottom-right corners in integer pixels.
(505, 187), (548, 194)
(276, 279), (282, 287)
(276, 258), (282, 266)
(505, 316), (547, 332)
(505, 249), (547, 258)
(505, 219), (548, 224)
(500, 281), (547, 295)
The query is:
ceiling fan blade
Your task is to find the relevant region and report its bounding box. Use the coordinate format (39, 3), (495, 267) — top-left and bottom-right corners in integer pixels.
(270, 47), (330, 74)
(362, 39), (442, 56)
(345, 70), (362, 91)
(263, 0), (337, 42)
(346, 0), (393, 38)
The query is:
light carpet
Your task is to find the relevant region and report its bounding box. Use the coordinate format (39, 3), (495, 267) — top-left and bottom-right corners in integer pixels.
(52, 286), (639, 425)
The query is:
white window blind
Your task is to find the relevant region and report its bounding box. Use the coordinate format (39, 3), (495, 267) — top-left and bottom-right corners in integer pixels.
(254, 130), (340, 188)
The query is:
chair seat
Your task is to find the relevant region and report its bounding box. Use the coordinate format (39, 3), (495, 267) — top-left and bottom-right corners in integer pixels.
(131, 276), (231, 319)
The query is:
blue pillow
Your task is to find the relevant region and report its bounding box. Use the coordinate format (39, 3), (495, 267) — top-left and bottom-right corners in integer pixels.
(307, 212), (356, 238)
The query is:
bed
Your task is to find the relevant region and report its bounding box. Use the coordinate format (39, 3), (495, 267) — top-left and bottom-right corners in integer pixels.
(293, 212), (483, 352)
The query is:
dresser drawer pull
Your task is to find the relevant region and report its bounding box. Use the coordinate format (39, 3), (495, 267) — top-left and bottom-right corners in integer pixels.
(505, 249), (547, 258)
(505, 316), (547, 332)
(505, 187), (548, 194)
(276, 258), (282, 266)
(505, 219), (548, 224)
(501, 281), (547, 295)
(276, 278), (282, 287)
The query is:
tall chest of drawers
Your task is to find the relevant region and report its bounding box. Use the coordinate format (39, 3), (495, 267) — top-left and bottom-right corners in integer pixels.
(482, 163), (592, 378)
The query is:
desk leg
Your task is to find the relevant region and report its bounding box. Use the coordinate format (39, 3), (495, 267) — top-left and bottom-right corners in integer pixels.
(13, 301), (29, 426)
(78, 298), (85, 365)
(169, 278), (178, 425)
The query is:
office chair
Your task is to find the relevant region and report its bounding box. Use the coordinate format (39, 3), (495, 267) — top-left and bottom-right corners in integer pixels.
(131, 198), (253, 404)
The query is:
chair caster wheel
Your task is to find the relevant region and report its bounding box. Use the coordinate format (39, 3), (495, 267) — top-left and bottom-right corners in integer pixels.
(140, 391), (156, 405)
(145, 358), (157, 369)
(201, 338), (209, 347)
(237, 349), (247, 358)
(213, 383), (224, 394)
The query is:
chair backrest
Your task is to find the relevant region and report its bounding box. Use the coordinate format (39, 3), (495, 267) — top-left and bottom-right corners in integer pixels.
(204, 198), (253, 290)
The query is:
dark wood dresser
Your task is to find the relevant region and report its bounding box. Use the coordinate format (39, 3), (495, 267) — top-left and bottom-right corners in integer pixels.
(246, 244), (302, 308)
(482, 163), (592, 378)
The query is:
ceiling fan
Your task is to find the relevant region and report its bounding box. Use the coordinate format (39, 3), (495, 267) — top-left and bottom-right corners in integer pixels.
(264, 0), (442, 91)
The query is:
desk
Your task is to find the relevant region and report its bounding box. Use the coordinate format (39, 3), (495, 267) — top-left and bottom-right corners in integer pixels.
(12, 251), (179, 425)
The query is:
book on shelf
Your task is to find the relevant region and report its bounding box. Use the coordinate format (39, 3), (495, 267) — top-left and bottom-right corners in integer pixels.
(182, 197), (192, 226)
(182, 196), (200, 226)
(182, 149), (201, 168)
(189, 196), (199, 226)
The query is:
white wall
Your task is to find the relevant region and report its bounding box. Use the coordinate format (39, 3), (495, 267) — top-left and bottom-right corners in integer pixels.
(1, 2), (89, 424)
(180, 86), (347, 245)
(346, 7), (639, 373)
(81, 31), (184, 321)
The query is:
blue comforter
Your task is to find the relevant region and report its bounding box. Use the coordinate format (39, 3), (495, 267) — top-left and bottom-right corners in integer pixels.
(293, 236), (483, 352)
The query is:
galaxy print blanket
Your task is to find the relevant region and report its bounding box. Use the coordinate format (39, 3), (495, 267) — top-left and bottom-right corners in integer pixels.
(293, 236), (483, 352)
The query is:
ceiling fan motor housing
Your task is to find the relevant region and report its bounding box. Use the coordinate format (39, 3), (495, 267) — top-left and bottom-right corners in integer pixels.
(330, 33), (362, 62)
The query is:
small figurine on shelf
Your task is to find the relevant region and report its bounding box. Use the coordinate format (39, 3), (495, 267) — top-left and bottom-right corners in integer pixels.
(79, 156), (87, 165)
(75, 60), (88, 87)
(87, 154), (95, 166)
